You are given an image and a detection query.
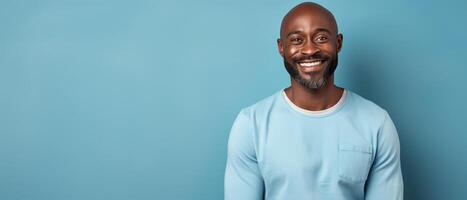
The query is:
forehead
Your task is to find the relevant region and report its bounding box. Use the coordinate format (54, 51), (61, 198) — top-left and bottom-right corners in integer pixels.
(280, 6), (337, 37)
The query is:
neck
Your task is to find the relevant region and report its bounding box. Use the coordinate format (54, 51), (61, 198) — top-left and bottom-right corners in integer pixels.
(284, 75), (344, 111)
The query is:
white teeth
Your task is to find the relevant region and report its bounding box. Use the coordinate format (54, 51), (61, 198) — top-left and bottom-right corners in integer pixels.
(299, 60), (322, 67)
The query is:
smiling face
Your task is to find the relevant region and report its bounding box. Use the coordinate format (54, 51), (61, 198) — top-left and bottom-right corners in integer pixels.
(278, 3), (343, 90)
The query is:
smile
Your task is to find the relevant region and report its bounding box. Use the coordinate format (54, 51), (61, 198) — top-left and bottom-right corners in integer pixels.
(298, 60), (323, 67)
(297, 60), (325, 73)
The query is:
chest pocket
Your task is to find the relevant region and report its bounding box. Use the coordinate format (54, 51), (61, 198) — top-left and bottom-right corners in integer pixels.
(338, 144), (373, 183)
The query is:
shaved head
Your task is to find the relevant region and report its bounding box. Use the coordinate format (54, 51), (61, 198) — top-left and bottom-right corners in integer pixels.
(280, 2), (338, 40)
(277, 2), (342, 90)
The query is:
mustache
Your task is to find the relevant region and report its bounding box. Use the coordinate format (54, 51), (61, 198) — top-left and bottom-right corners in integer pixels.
(293, 52), (330, 62)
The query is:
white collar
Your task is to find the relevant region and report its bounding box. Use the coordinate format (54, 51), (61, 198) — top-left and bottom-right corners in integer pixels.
(282, 89), (347, 117)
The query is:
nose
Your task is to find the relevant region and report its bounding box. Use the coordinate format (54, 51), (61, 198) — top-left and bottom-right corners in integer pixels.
(300, 40), (319, 55)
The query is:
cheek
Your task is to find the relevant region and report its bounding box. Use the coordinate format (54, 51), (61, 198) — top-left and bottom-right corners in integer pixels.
(285, 47), (300, 59)
(323, 43), (338, 54)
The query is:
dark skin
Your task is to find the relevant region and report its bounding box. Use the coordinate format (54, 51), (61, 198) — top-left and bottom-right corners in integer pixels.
(278, 2), (344, 111)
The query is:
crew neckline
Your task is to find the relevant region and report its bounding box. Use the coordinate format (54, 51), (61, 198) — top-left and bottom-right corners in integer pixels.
(282, 89), (347, 117)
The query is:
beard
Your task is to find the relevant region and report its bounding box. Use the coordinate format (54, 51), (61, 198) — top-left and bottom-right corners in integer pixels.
(283, 52), (338, 90)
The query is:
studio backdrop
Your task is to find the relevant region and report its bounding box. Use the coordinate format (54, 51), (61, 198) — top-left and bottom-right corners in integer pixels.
(1, 0), (466, 199)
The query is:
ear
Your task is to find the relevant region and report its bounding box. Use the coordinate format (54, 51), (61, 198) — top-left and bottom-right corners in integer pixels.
(336, 34), (343, 52)
(277, 38), (284, 57)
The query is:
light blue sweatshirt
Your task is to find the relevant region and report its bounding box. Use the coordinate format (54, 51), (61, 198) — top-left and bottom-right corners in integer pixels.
(224, 89), (403, 200)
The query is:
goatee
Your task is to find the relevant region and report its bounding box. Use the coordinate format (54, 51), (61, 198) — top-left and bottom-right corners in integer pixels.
(283, 53), (338, 90)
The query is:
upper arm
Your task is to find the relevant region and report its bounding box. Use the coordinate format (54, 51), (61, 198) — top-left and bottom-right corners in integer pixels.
(224, 109), (264, 200)
(365, 112), (404, 200)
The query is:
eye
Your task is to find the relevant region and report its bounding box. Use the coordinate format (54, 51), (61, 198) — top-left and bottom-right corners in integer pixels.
(315, 35), (328, 43)
(290, 37), (303, 44)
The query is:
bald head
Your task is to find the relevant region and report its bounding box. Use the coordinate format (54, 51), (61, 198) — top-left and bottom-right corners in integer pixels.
(280, 2), (338, 39)
(277, 2), (343, 90)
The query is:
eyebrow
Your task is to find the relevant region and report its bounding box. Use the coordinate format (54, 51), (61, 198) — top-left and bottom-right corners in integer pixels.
(286, 30), (303, 38)
(286, 28), (332, 38)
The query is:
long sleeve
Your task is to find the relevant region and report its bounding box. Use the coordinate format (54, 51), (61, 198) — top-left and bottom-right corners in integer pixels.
(365, 112), (404, 200)
(224, 109), (265, 200)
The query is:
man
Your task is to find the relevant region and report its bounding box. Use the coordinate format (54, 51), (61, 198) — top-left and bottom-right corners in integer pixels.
(224, 2), (403, 200)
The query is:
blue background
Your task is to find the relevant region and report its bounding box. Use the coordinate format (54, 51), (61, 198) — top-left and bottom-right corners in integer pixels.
(1, 0), (466, 199)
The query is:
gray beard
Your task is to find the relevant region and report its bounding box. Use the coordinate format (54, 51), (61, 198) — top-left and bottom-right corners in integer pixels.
(283, 55), (338, 90)
(296, 75), (327, 90)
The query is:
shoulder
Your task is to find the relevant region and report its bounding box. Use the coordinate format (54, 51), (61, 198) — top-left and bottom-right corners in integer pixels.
(228, 91), (282, 153)
(345, 90), (391, 127)
(239, 90), (283, 119)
